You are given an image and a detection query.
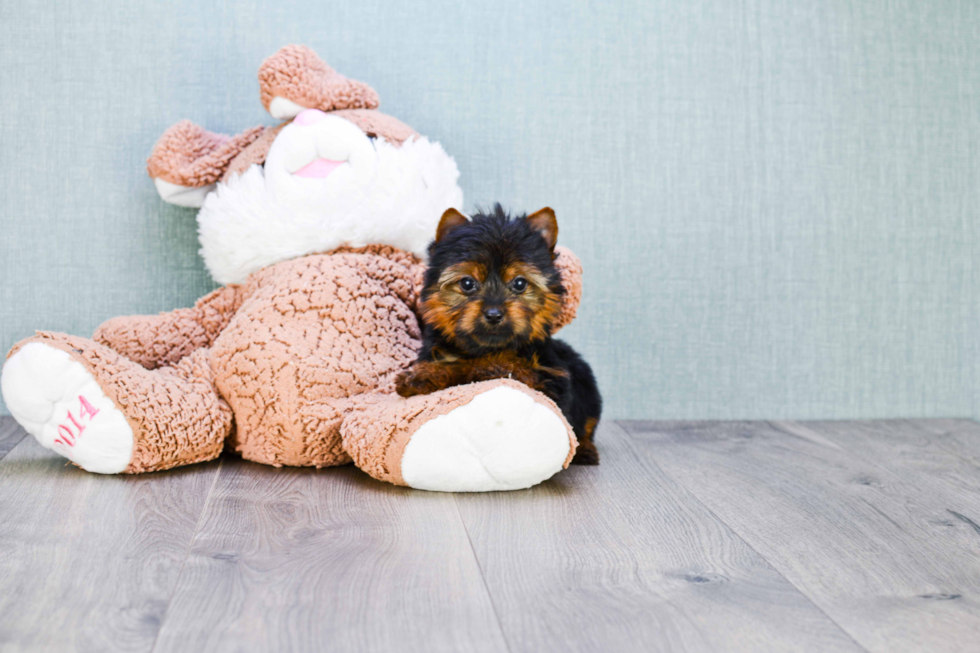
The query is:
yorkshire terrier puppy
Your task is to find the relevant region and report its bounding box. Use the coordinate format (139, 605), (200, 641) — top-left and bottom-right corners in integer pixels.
(395, 204), (602, 464)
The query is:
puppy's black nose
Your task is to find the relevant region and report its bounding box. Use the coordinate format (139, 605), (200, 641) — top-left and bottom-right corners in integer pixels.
(483, 307), (504, 324)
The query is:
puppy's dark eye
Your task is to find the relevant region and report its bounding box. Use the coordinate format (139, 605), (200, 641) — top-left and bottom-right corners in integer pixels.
(510, 277), (528, 293)
(459, 277), (478, 294)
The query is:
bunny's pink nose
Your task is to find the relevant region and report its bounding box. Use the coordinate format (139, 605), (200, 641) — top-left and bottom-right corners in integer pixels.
(294, 108), (328, 126)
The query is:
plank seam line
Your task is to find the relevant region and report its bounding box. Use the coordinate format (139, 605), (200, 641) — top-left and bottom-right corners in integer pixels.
(0, 418), (29, 464)
(771, 419), (980, 500)
(613, 421), (874, 653)
(148, 458), (225, 653)
(453, 494), (514, 653)
(901, 419), (980, 471)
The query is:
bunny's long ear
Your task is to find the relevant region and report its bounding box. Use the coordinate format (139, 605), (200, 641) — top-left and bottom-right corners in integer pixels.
(259, 45), (380, 120)
(147, 121), (265, 207)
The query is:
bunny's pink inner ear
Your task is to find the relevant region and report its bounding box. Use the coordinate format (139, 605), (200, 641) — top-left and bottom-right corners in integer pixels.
(258, 45), (380, 117)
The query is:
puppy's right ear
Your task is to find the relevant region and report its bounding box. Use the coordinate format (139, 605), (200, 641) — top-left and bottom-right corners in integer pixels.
(526, 207), (558, 250)
(436, 208), (469, 242)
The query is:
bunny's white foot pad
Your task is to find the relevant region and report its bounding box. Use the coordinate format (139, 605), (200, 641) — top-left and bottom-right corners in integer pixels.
(400, 385), (571, 492)
(2, 342), (133, 473)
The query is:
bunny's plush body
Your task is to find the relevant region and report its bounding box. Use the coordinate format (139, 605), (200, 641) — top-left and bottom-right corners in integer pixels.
(1, 46), (584, 492)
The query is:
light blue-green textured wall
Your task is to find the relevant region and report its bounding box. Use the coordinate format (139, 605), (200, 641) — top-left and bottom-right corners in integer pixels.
(1, 1), (977, 420)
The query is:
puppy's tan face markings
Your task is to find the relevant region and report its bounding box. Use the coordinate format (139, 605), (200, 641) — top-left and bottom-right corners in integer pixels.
(436, 262), (487, 294)
(422, 262), (488, 340)
(422, 258), (561, 348)
(500, 262), (562, 342)
(503, 262), (543, 282)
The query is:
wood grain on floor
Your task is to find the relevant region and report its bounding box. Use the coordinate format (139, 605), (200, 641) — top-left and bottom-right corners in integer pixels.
(0, 435), (220, 652)
(623, 419), (980, 653)
(453, 423), (862, 653)
(151, 459), (507, 653)
(1, 415), (979, 653)
(0, 417), (26, 461)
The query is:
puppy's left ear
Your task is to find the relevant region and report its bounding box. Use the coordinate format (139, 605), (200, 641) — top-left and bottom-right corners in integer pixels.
(527, 207), (558, 250)
(436, 208), (469, 242)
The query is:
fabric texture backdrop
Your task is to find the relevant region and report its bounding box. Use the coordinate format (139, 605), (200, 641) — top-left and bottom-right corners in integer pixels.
(1, 0), (977, 420)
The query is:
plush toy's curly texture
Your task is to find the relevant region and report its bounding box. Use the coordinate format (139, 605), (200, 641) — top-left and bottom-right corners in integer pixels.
(552, 246), (583, 331)
(330, 109), (417, 146)
(5, 43), (592, 490)
(147, 121), (264, 186)
(209, 246), (425, 468)
(259, 44), (380, 113)
(341, 378), (576, 486)
(85, 244), (581, 473)
(5, 242), (584, 483)
(222, 123), (288, 181)
(9, 332), (232, 473)
(94, 284), (247, 370)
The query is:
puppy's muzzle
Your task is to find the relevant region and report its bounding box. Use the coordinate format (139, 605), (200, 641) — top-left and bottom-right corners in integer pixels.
(482, 307), (504, 324)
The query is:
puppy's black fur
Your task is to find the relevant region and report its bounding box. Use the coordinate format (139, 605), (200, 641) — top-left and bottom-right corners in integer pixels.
(395, 204), (602, 464)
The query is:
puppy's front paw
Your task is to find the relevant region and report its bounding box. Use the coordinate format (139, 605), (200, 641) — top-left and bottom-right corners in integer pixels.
(395, 367), (444, 398)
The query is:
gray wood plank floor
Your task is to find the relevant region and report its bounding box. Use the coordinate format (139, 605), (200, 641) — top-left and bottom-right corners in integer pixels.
(1, 416), (978, 653)
(623, 420), (980, 653)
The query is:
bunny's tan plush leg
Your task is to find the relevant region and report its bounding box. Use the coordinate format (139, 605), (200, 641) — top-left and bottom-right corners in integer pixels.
(93, 284), (246, 370)
(2, 332), (231, 474)
(341, 379), (577, 492)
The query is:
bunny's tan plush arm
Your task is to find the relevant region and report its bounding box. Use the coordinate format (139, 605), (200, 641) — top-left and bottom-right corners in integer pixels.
(93, 284), (248, 370)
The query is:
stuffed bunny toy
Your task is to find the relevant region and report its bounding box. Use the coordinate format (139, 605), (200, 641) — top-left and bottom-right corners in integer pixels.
(1, 45), (584, 492)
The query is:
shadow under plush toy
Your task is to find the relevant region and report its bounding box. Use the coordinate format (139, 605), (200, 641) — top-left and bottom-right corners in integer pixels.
(1, 45), (586, 492)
